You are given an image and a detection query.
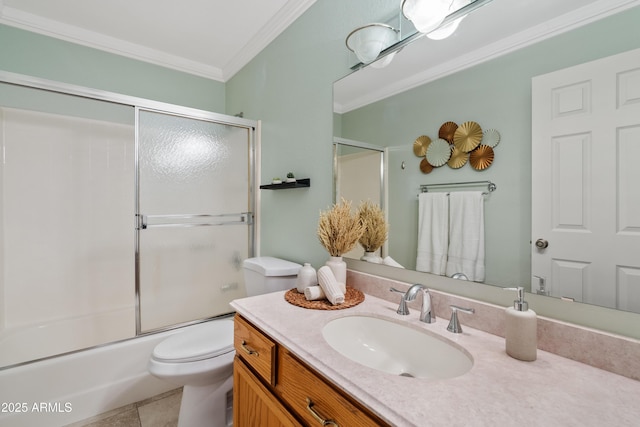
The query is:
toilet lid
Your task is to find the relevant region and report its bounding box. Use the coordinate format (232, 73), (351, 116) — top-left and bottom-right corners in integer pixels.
(152, 319), (235, 363)
(243, 256), (301, 276)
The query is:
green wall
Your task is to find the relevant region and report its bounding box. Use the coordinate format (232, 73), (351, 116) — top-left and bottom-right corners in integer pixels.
(336, 7), (640, 287)
(226, 0), (384, 266)
(0, 24), (225, 112)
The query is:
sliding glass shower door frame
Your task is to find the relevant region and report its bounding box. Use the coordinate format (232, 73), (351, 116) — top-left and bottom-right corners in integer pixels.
(0, 71), (257, 351)
(134, 106), (257, 334)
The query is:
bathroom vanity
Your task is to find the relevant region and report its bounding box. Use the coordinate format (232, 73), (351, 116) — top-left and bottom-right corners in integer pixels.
(233, 314), (386, 426)
(231, 279), (640, 426)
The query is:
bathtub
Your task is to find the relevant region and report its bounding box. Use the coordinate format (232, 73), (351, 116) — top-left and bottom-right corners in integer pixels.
(0, 316), (226, 427)
(0, 308), (136, 368)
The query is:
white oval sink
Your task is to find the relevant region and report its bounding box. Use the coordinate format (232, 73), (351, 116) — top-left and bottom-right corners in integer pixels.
(322, 315), (473, 379)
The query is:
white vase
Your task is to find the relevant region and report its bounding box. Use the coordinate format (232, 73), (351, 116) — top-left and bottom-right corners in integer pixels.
(360, 251), (383, 264)
(296, 263), (317, 293)
(325, 256), (347, 284)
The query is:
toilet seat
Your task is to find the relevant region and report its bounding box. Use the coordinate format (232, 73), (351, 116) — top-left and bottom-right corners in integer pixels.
(152, 319), (234, 363)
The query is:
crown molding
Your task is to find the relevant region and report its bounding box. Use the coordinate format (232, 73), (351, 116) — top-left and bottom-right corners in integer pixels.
(222, 0), (316, 80)
(0, 6), (226, 81)
(338, 0), (640, 113)
(0, 0), (317, 82)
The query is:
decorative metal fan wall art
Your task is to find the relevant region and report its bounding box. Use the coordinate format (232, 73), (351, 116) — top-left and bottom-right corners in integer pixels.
(412, 121), (501, 174)
(420, 158), (433, 174)
(438, 121), (458, 143)
(483, 128), (501, 148)
(425, 138), (451, 167)
(447, 146), (469, 169)
(413, 135), (431, 157)
(453, 121), (483, 152)
(469, 145), (494, 170)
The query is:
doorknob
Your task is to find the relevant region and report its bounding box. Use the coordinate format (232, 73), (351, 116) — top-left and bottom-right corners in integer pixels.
(535, 239), (549, 249)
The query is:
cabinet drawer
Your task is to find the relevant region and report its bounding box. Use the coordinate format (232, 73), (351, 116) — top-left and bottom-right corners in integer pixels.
(234, 315), (277, 386)
(277, 349), (386, 427)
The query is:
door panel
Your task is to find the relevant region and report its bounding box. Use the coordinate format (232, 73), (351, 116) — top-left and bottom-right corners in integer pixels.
(618, 126), (640, 233)
(532, 48), (640, 311)
(136, 109), (253, 332)
(138, 225), (248, 331)
(138, 110), (249, 215)
(551, 133), (589, 231)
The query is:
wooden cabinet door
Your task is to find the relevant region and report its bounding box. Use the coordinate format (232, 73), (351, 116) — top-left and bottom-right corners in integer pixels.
(233, 357), (302, 427)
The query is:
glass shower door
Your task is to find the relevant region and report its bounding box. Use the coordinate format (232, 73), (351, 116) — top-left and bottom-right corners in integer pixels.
(136, 109), (254, 333)
(0, 82), (136, 366)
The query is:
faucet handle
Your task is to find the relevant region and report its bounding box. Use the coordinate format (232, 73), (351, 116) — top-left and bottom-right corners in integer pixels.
(447, 305), (475, 333)
(390, 288), (410, 315)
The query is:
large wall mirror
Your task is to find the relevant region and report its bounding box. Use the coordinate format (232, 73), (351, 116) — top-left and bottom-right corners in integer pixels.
(333, 0), (640, 319)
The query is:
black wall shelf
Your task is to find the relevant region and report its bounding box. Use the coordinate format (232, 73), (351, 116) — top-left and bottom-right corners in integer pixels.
(260, 178), (310, 190)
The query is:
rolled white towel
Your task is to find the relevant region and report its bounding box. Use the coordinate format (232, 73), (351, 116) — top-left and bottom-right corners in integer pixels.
(317, 266), (345, 305)
(304, 283), (347, 301)
(383, 256), (405, 269)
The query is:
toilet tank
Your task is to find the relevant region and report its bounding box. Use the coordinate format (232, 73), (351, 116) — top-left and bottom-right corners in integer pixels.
(243, 257), (302, 296)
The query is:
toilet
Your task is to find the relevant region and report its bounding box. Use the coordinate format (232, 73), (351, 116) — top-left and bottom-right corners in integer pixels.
(148, 256), (301, 427)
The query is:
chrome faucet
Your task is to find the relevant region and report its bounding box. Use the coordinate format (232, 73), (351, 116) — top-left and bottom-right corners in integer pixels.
(447, 305), (475, 333)
(390, 287), (410, 315)
(389, 284), (436, 323)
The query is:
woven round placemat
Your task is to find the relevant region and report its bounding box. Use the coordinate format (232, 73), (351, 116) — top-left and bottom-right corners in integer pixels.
(284, 287), (364, 310)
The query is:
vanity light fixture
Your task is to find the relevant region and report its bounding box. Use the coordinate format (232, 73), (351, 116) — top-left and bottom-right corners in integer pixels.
(426, 0), (471, 40)
(369, 51), (397, 69)
(348, 0), (492, 68)
(425, 18), (462, 40)
(345, 23), (399, 65)
(401, 0), (452, 35)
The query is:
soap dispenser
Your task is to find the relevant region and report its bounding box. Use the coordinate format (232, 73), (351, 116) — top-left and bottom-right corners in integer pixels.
(504, 287), (537, 361)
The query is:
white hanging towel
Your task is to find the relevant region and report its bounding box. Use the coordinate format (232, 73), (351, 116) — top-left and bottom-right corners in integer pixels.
(445, 191), (485, 282)
(416, 192), (449, 275)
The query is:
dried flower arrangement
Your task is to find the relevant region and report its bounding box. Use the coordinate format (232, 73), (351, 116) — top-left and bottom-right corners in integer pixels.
(357, 201), (388, 252)
(317, 198), (364, 257)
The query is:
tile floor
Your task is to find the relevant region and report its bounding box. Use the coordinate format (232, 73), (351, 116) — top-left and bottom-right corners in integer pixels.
(65, 388), (182, 427)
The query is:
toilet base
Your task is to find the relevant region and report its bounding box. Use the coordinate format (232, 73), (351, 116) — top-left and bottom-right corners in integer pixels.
(178, 375), (234, 427)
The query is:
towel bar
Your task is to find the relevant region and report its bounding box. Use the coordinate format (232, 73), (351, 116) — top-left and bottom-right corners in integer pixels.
(419, 180), (496, 193)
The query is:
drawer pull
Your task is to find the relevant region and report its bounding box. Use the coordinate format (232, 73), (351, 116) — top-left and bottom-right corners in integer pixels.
(240, 340), (258, 356)
(306, 398), (339, 426)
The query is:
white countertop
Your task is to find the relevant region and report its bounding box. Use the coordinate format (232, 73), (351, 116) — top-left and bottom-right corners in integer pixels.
(231, 290), (640, 427)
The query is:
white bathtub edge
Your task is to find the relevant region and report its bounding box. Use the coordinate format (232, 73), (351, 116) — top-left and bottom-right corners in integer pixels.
(0, 327), (184, 427)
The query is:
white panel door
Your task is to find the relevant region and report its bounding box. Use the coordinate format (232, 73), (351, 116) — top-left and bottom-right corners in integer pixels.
(532, 48), (640, 311)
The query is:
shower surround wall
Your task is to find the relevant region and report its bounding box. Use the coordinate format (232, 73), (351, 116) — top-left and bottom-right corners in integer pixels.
(0, 106), (136, 366)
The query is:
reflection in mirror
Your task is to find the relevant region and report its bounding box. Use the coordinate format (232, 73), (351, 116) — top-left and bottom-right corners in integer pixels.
(333, 1), (640, 314)
(345, 0), (495, 71)
(333, 138), (386, 262)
